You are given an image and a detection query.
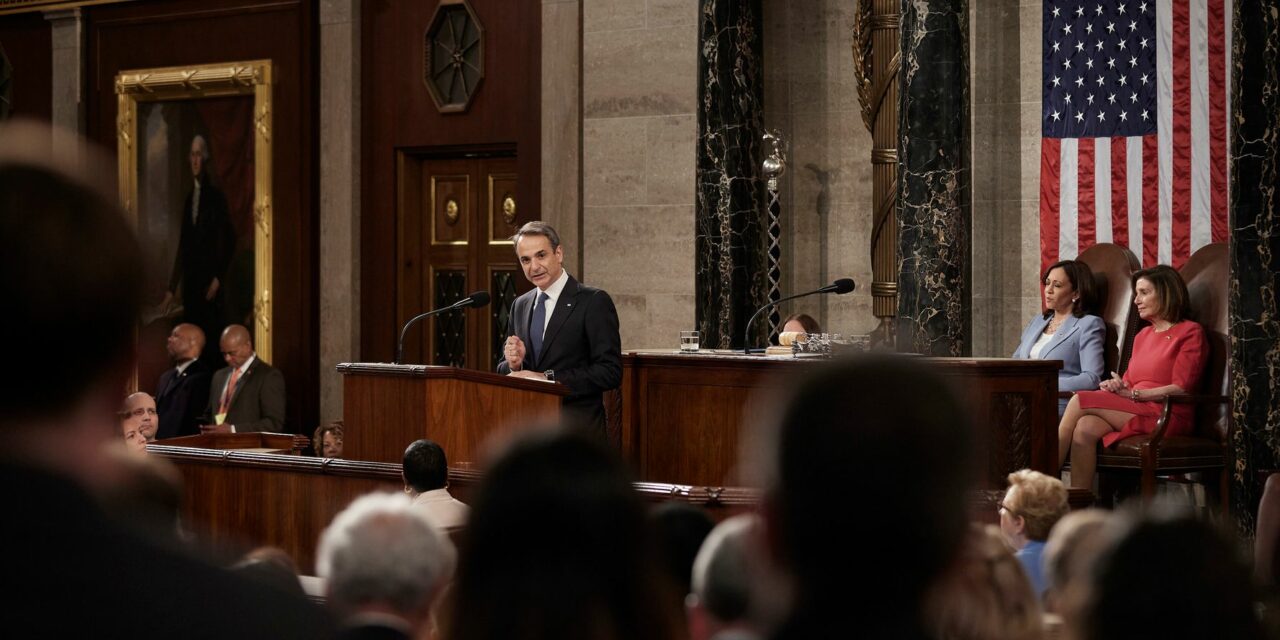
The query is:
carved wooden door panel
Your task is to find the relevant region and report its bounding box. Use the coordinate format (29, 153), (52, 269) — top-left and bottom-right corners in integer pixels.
(397, 152), (527, 369)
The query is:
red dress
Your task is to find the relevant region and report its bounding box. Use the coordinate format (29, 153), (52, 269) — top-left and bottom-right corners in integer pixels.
(1076, 321), (1208, 447)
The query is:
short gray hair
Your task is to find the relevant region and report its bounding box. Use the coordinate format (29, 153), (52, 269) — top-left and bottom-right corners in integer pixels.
(191, 134), (210, 161)
(317, 492), (457, 616)
(691, 514), (757, 623)
(511, 220), (561, 250)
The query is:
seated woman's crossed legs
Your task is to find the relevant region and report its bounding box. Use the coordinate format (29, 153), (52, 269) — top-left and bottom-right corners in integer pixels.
(1057, 395), (1136, 490)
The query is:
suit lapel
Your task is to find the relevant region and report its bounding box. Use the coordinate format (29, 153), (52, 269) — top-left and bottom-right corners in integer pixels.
(1042, 315), (1080, 358)
(537, 278), (580, 368)
(227, 360), (258, 409)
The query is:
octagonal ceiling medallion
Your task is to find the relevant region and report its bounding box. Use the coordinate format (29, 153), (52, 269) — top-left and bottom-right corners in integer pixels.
(424, 0), (485, 113)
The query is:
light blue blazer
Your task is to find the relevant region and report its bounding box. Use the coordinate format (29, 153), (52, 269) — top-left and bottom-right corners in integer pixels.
(1012, 313), (1106, 415)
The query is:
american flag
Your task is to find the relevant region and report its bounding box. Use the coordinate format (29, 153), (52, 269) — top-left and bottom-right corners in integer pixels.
(1040, 0), (1231, 272)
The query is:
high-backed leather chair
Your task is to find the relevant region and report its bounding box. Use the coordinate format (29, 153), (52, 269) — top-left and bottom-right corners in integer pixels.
(1075, 243), (1142, 376)
(1095, 243), (1230, 508)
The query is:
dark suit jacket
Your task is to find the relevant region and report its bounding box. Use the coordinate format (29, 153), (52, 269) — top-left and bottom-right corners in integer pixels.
(170, 178), (235, 328)
(496, 276), (622, 431)
(154, 358), (212, 439)
(203, 357), (286, 433)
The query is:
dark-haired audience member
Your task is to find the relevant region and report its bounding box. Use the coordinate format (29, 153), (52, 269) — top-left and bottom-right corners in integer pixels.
(999, 469), (1069, 599)
(688, 514), (766, 640)
(231, 547), (306, 598)
(403, 438), (468, 531)
(752, 355), (977, 639)
(122, 409), (148, 455)
(448, 429), (683, 640)
(1042, 509), (1112, 617)
(1078, 508), (1264, 640)
(0, 119), (327, 637)
(200, 324), (286, 434)
(319, 492), (457, 640)
(1012, 260), (1105, 416)
(924, 525), (1043, 640)
(155, 322), (211, 439)
(315, 421), (345, 459)
(123, 392), (159, 443)
(651, 501), (715, 614)
(780, 313), (820, 335)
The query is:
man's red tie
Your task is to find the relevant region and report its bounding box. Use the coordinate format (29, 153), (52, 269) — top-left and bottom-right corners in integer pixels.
(218, 367), (240, 415)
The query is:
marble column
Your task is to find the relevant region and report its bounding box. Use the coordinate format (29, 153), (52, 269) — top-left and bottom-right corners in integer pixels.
(45, 9), (83, 153)
(318, 0), (361, 422)
(1228, 0), (1280, 536)
(895, 0), (970, 356)
(695, 0), (768, 350)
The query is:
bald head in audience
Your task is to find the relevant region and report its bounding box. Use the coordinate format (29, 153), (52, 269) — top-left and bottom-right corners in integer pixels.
(220, 324), (254, 369)
(751, 355), (977, 639)
(318, 492), (457, 638)
(167, 323), (205, 363)
(123, 392), (158, 443)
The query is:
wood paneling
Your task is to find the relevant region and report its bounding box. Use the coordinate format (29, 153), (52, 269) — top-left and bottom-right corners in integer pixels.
(0, 10), (52, 123)
(362, 0), (541, 363)
(82, 0), (318, 435)
(621, 353), (1062, 488)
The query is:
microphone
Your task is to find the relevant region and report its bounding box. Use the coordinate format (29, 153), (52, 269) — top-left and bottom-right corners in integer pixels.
(395, 290), (492, 364)
(742, 278), (856, 354)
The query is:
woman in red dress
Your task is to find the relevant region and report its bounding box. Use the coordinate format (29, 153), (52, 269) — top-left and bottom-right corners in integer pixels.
(1056, 265), (1208, 492)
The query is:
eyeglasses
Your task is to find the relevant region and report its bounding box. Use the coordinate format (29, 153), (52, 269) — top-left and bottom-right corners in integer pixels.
(997, 502), (1019, 518)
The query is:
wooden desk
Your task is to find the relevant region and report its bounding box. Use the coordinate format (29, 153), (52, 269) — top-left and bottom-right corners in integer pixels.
(620, 352), (1062, 488)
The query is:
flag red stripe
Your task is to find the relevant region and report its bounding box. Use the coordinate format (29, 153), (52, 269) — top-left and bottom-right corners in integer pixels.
(1111, 136), (1128, 248)
(1142, 136), (1160, 266)
(1078, 141), (1096, 253)
(1040, 138), (1062, 277)
(1171, 0), (1193, 267)
(1207, 0), (1228, 242)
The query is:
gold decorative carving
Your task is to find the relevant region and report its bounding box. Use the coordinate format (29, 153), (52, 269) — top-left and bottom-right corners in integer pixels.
(502, 195), (516, 223)
(115, 59), (274, 361)
(0, 0), (130, 17)
(444, 198), (460, 224)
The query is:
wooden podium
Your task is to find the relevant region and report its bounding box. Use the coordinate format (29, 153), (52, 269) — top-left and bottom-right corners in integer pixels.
(161, 431), (306, 454)
(337, 363), (570, 464)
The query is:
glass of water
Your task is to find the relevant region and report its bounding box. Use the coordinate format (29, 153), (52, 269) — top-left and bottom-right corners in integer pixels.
(679, 330), (700, 352)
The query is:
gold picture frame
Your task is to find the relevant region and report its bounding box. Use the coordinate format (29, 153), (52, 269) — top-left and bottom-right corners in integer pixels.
(116, 59), (273, 366)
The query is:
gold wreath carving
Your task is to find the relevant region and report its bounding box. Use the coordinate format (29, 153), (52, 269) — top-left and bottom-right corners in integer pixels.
(444, 198), (460, 225)
(502, 195), (516, 224)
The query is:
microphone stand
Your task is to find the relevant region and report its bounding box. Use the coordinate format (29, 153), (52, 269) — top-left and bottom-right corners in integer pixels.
(395, 299), (471, 365)
(742, 289), (829, 355)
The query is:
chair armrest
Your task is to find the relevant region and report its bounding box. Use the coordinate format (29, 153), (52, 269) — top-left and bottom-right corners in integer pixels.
(1152, 394), (1231, 445)
(1058, 391), (1075, 400)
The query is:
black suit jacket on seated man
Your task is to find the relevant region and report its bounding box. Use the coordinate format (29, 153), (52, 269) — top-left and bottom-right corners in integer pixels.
(155, 358), (212, 439)
(497, 275), (622, 431)
(202, 357), (286, 433)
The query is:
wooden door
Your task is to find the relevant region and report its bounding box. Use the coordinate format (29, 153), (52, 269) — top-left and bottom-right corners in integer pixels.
(397, 151), (530, 369)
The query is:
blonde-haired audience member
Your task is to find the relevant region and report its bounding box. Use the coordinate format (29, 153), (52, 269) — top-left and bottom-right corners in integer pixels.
(999, 470), (1069, 599)
(121, 411), (148, 455)
(925, 524), (1044, 640)
(1041, 509), (1113, 617)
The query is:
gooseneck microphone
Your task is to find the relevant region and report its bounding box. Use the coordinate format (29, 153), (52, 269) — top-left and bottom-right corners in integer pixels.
(742, 278), (855, 354)
(395, 291), (491, 364)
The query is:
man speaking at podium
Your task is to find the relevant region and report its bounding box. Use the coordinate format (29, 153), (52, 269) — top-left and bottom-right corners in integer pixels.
(498, 221), (622, 434)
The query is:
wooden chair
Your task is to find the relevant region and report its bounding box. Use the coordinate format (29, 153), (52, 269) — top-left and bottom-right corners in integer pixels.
(1095, 243), (1230, 509)
(1076, 242), (1142, 376)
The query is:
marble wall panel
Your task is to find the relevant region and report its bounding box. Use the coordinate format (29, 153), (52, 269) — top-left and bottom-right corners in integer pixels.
(542, 0), (583, 269)
(583, 24), (697, 118)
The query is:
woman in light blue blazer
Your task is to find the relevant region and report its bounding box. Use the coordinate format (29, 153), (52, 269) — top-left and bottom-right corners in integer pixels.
(1013, 260), (1105, 415)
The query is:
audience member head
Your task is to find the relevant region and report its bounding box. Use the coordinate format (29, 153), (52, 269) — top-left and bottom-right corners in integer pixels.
(1041, 259), (1098, 318)
(1077, 507), (1263, 640)
(449, 428), (682, 640)
(688, 514), (765, 640)
(650, 502), (715, 600)
(402, 438), (448, 494)
(781, 313), (821, 335)
(313, 422), (344, 459)
(1042, 509), (1112, 616)
(1131, 264), (1191, 324)
(0, 120), (144, 478)
(751, 354), (977, 634)
(123, 392), (158, 443)
(166, 323), (205, 363)
(231, 547), (305, 597)
(925, 524), (1044, 640)
(317, 492), (457, 634)
(121, 409), (148, 455)
(1000, 469), (1069, 548)
(219, 324), (255, 369)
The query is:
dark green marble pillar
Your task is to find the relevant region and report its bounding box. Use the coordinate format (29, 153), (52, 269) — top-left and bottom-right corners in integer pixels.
(895, 0), (970, 356)
(1229, 0), (1280, 536)
(695, 0), (767, 350)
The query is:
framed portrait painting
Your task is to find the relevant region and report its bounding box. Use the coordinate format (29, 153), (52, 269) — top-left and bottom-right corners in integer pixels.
(116, 60), (273, 389)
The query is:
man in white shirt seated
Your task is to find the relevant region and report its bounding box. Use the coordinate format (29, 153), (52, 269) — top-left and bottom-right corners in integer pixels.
(402, 439), (469, 531)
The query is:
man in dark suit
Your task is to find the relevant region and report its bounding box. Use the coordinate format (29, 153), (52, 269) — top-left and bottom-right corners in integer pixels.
(200, 324), (286, 434)
(0, 121), (327, 637)
(497, 221), (622, 432)
(154, 322), (211, 439)
(164, 134), (235, 364)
